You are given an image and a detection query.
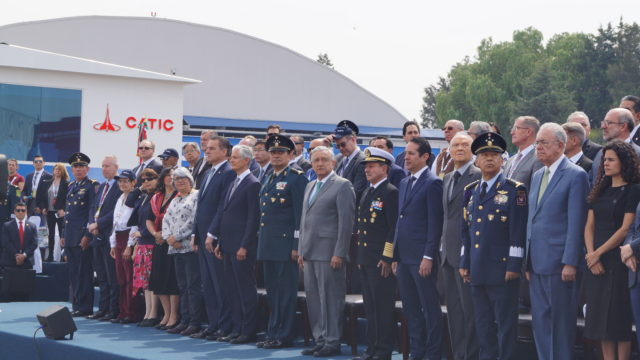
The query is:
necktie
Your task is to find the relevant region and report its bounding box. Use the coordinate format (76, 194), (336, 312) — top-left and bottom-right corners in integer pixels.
(308, 181), (323, 205)
(202, 167), (215, 195)
(228, 177), (241, 200)
(480, 182), (488, 202)
(507, 152), (524, 178)
(449, 171), (461, 201)
(100, 183), (110, 206)
(404, 176), (416, 203)
(33, 172), (40, 198)
(258, 168), (264, 182)
(19, 220), (24, 250)
(538, 168), (550, 203)
(338, 157), (349, 176)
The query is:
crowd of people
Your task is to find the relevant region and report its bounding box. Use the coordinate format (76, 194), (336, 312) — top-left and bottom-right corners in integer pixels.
(3, 94), (640, 360)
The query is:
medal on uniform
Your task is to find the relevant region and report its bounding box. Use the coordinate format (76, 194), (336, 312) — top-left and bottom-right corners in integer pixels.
(271, 197), (276, 203)
(276, 182), (287, 190)
(370, 217), (375, 223)
(371, 200), (383, 211)
(488, 214), (494, 221)
(494, 194), (508, 205)
(280, 198), (286, 204)
(371, 212), (377, 218)
(501, 216), (507, 222)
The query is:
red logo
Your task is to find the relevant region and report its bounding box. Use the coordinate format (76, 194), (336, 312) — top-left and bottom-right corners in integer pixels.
(93, 104), (121, 132)
(126, 116), (174, 131)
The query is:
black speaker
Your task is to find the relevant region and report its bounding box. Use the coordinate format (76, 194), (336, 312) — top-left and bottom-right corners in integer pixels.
(36, 305), (77, 340)
(2, 267), (35, 298)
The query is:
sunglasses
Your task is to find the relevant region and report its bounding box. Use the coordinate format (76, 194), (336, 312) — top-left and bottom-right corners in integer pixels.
(294, 142), (304, 145)
(141, 178), (157, 182)
(15, 209), (26, 213)
(441, 126), (456, 131)
(138, 146), (152, 150)
(33, 160), (44, 163)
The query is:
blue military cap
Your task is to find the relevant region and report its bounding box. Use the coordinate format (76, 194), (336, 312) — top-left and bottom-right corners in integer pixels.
(158, 148), (179, 159)
(266, 134), (295, 152)
(68, 152), (90, 166)
(471, 132), (506, 155)
(115, 169), (136, 181)
(363, 147), (394, 165)
(334, 120), (359, 139)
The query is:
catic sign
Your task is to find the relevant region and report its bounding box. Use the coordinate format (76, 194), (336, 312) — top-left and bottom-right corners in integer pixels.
(126, 116), (174, 131)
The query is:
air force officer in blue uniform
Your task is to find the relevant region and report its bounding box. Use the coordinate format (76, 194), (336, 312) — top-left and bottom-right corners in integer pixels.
(460, 132), (528, 360)
(526, 122), (589, 360)
(394, 137), (444, 360)
(62, 152), (98, 317)
(256, 135), (308, 349)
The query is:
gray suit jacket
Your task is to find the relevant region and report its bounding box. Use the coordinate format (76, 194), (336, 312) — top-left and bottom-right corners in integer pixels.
(336, 150), (367, 203)
(504, 149), (542, 190)
(299, 173), (355, 261)
(440, 164), (481, 268)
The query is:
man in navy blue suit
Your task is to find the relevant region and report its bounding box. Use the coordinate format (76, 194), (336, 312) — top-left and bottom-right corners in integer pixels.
(87, 156), (122, 321)
(1, 202), (37, 269)
(393, 136), (444, 360)
(23, 155), (53, 216)
(370, 136), (409, 188)
(192, 136), (236, 341)
(395, 121), (421, 170)
(460, 132), (528, 360)
(526, 123), (589, 360)
(212, 144), (261, 344)
(61, 152), (98, 317)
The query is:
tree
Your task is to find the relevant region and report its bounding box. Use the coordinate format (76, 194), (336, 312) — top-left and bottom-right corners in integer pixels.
(316, 53), (334, 69)
(420, 76), (448, 128)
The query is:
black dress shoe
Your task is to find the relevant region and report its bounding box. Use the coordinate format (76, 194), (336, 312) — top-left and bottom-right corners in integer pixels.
(256, 339), (272, 348)
(314, 346), (340, 357)
(301, 344), (324, 355)
(72, 310), (92, 317)
(189, 328), (213, 339)
(263, 340), (292, 349)
(86, 311), (105, 319)
(99, 313), (117, 321)
(166, 324), (188, 334)
(229, 334), (255, 344)
(218, 332), (240, 342)
(206, 330), (226, 341)
(180, 326), (202, 336)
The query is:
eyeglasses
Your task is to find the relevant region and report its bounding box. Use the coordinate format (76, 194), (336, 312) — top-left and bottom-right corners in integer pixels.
(33, 160), (43, 163)
(510, 126), (530, 132)
(336, 142), (349, 149)
(602, 120), (623, 127)
(441, 126), (456, 131)
(141, 178), (157, 182)
(14, 209), (26, 213)
(534, 140), (559, 147)
(138, 146), (152, 150)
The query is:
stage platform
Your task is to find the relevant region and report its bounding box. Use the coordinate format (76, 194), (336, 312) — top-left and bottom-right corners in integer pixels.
(0, 301), (395, 360)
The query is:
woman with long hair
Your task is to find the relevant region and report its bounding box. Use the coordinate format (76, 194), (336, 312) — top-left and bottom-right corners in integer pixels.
(147, 167), (180, 330)
(39, 163), (69, 262)
(584, 140), (640, 360)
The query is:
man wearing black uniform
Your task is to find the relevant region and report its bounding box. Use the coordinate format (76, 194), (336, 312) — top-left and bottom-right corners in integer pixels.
(354, 147), (399, 360)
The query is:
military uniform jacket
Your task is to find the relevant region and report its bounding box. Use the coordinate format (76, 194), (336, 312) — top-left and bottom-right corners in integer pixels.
(356, 179), (398, 265)
(63, 178), (98, 247)
(258, 166), (308, 261)
(460, 173), (527, 285)
(0, 185), (19, 223)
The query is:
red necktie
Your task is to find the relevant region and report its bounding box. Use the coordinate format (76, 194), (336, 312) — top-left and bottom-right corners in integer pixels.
(19, 220), (24, 250)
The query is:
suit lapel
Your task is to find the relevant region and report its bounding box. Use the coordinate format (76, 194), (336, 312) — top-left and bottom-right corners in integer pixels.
(225, 176), (248, 208)
(401, 170), (428, 211)
(308, 174), (335, 210)
(535, 158), (567, 214)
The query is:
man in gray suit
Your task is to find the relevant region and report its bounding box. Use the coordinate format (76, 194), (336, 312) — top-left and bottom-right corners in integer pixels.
(440, 133), (480, 360)
(298, 146), (356, 357)
(504, 116), (543, 191)
(333, 120), (367, 203)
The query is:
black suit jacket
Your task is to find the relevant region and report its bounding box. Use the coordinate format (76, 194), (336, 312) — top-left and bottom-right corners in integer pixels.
(575, 154), (593, 173)
(133, 158), (163, 185)
(1, 220), (38, 267)
(89, 181), (123, 247)
(582, 140), (602, 161)
(36, 178), (69, 211)
(192, 157), (212, 190)
(24, 171), (53, 203)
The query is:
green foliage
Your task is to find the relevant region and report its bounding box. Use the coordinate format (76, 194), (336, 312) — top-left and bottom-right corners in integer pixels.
(316, 53), (334, 69)
(421, 20), (640, 144)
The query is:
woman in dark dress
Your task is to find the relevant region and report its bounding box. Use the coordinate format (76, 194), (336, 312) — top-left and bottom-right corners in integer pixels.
(584, 140), (640, 360)
(38, 163), (69, 262)
(147, 167), (180, 329)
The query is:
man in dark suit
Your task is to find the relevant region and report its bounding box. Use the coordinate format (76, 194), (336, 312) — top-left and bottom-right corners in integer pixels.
(562, 122), (593, 173)
(460, 132), (527, 360)
(354, 147), (398, 360)
(132, 140), (163, 184)
(395, 121), (421, 169)
(192, 136), (236, 341)
(0, 203), (37, 269)
(252, 140), (272, 182)
(370, 136), (408, 188)
(333, 120), (367, 203)
(394, 137), (444, 360)
(61, 152), (98, 317)
(192, 130), (215, 189)
(23, 155), (53, 216)
(86, 156), (122, 321)
(211, 144), (261, 344)
(290, 135), (312, 172)
(158, 148), (179, 169)
(256, 135), (308, 349)
(182, 142), (201, 173)
(0, 184), (20, 266)
(566, 111), (602, 160)
(620, 95), (640, 146)
(440, 133), (480, 360)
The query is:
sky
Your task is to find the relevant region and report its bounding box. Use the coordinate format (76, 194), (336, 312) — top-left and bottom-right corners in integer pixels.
(2, 0), (638, 122)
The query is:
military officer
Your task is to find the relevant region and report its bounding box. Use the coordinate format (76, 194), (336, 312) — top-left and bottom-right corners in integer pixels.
(354, 147), (398, 360)
(61, 152), (98, 317)
(256, 134), (308, 349)
(459, 132), (527, 360)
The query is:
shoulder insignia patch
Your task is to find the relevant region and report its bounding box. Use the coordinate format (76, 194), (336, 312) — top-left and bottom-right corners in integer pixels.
(464, 180), (480, 191)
